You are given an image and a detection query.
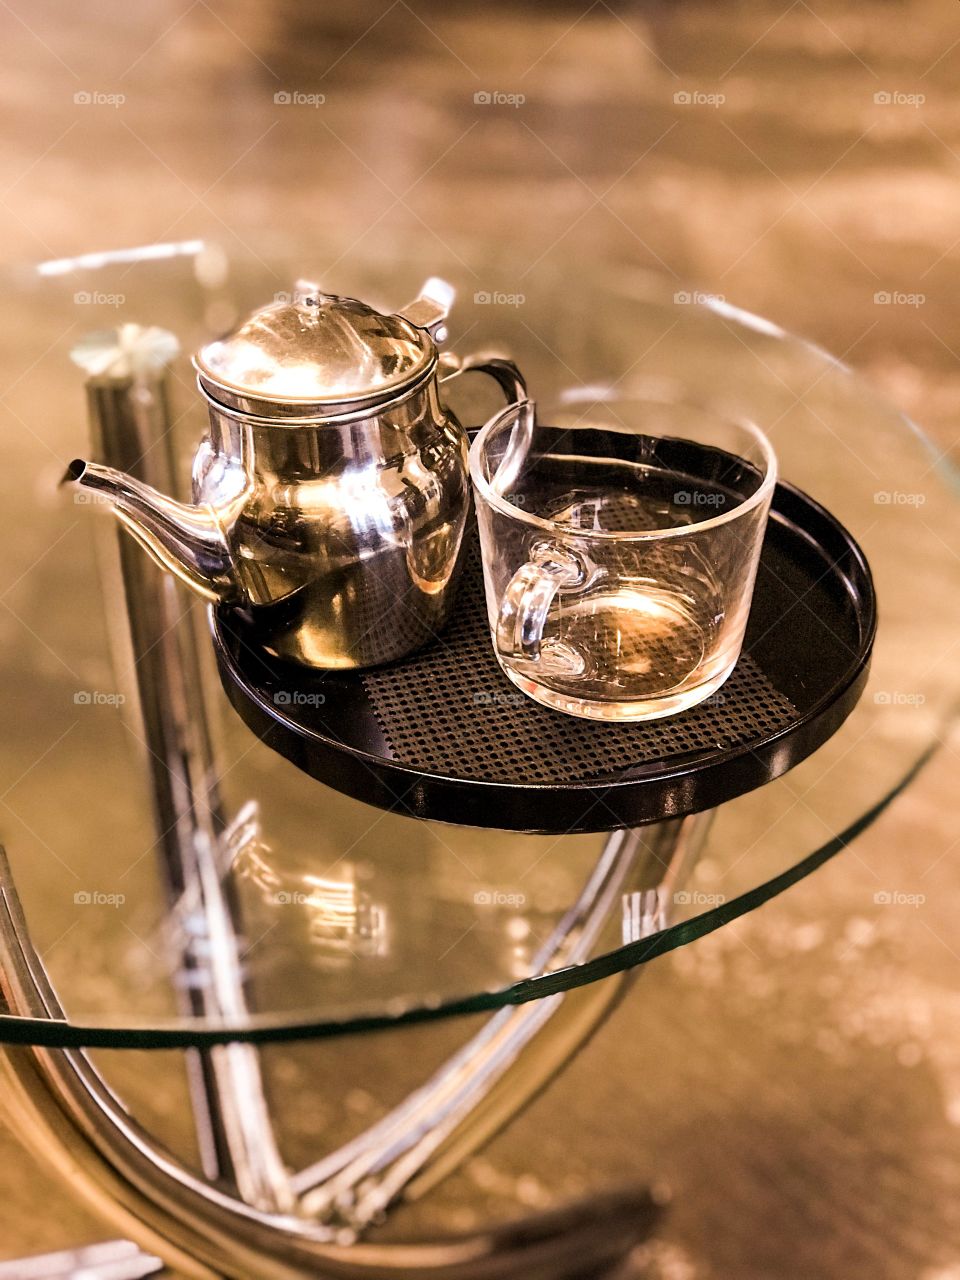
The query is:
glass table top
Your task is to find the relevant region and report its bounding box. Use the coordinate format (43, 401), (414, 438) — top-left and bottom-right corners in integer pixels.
(0, 241), (956, 1048)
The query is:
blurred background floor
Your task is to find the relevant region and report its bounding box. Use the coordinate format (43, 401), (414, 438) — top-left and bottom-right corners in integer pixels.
(1, 2), (959, 1277)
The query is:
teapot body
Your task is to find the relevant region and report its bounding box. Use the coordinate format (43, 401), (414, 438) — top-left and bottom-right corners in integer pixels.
(65, 279), (525, 670)
(196, 376), (470, 669)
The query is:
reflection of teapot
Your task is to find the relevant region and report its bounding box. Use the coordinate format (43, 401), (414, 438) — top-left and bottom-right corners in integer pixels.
(64, 278), (524, 670)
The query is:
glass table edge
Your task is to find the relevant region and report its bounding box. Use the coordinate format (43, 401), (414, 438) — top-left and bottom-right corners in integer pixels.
(0, 736), (940, 1051)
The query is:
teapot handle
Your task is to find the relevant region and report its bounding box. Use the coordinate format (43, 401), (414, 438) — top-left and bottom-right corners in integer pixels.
(439, 353), (527, 424)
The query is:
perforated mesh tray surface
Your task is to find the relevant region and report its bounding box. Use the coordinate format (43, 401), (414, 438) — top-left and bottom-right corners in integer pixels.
(212, 482), (876, 833)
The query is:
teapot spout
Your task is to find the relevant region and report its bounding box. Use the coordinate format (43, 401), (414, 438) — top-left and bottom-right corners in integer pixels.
(63, 459), (241, 604)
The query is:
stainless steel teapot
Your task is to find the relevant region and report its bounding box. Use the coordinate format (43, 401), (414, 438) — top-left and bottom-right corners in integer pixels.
(65, 278), (525, 669)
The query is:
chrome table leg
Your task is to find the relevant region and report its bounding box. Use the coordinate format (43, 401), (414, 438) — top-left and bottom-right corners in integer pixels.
(74, 330), (291, 1212)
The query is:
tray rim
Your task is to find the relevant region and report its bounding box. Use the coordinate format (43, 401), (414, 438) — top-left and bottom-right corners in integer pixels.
(212, 480), (877, 833)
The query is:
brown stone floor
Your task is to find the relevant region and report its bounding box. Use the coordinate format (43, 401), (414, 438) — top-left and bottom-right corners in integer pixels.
(1, 1), (959, 1277)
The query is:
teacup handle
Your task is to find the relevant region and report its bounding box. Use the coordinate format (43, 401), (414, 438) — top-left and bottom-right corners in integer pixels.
(439, 352), (527, 414)
(495, 544), (586, 662)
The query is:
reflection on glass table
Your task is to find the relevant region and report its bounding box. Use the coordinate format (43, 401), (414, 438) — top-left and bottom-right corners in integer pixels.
(0, 241), (956, 1280)
(0, 242), (954, 1047)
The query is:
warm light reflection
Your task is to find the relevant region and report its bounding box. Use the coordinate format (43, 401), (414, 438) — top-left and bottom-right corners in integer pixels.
(236, 843), (386, 959)
(36, 239), (206, 276)
(301, 872), (386, 955)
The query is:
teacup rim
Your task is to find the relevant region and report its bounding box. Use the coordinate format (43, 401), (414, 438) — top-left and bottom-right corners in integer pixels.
(468, 395), (779, 542)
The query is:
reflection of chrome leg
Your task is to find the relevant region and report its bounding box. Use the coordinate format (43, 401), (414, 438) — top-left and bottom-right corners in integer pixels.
(0, 871), (658, 1276)
(293, 814), (712, 1233)
(0, 1240), (165, 1279)
(0, 814), (705, 1276)
(78, 336), (291, 1212)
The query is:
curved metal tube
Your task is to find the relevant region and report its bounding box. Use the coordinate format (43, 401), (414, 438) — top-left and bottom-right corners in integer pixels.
(294, 817), (710, 1228)
(0, 817), (690, 1276)
(0, 315), (690, 1276)
(0, 982), (656, 1280)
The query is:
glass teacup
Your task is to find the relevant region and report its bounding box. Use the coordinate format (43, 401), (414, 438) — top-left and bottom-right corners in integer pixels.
(468, 395), (778, 721)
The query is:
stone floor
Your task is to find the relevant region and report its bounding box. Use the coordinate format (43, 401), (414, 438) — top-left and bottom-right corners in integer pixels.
(1, 1), (959, 1277)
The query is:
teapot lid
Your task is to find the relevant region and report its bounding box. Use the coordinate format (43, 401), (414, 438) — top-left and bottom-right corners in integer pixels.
(195, 278), (453, 418)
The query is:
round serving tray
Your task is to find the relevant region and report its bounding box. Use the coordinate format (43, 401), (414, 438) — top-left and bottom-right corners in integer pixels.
(212, 482), (876, 834)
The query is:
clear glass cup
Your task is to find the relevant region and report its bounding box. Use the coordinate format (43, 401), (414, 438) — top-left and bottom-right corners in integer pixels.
(469, 395), (778, 721)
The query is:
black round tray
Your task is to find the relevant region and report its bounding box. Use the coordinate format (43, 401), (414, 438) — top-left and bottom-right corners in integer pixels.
(212, 482), (876, 834)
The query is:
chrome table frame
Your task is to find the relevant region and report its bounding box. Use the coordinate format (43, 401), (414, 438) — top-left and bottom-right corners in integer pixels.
(0, 342), (707, 1276)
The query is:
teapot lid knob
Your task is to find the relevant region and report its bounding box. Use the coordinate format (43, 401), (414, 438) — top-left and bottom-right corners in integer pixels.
(292, 279), (339, 310)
